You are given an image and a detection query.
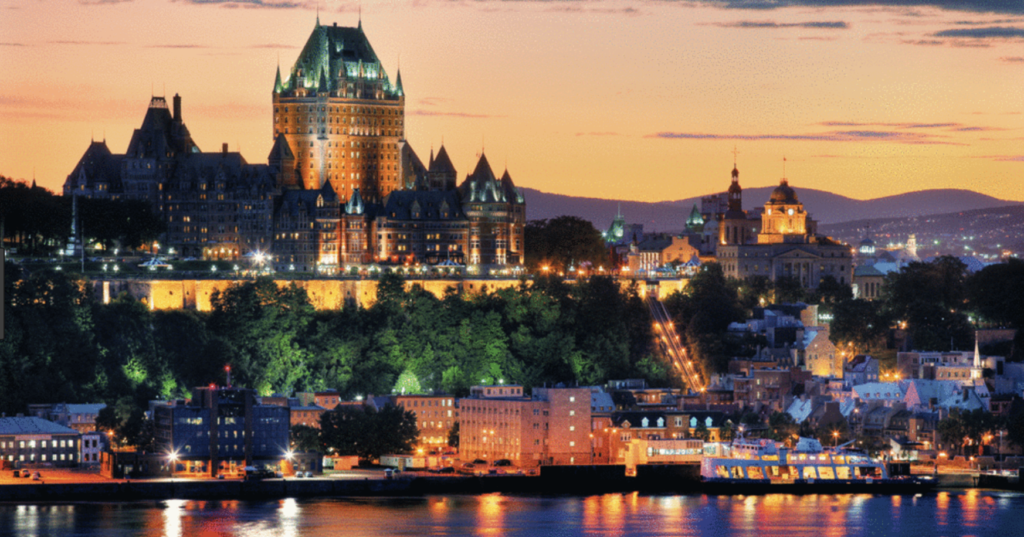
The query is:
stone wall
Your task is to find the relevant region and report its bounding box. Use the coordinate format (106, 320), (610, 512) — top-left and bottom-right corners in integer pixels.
(93, 278), (687, 311)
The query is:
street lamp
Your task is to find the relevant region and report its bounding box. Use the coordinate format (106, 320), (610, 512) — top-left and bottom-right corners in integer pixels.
(832, 430), (840, 449)
(168, 451), (179, 479)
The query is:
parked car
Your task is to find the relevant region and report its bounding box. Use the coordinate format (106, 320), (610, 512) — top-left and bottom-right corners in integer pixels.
(492, 459), (513, 467)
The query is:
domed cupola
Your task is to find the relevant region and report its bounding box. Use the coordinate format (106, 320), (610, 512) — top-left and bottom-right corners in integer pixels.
(769, 178), (798, 204)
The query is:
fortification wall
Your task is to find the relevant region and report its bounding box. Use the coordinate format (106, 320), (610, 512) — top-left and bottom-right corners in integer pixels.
(92, 278), (685, 311)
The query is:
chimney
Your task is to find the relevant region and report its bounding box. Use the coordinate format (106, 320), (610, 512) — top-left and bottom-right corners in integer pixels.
(173, 94), (181, 123)
(222, 143), (229, 155)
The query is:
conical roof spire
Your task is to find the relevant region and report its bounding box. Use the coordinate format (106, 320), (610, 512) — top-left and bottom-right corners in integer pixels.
(274, 63), (284, 94)
(395, 68), (404, 96)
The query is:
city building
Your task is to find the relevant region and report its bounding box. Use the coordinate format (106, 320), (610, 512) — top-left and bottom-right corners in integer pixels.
(0, 417), (81, 468)
(80, 431), (108, 466)
(153, 387), (290, 476)
(27, 403), (107, 434)
(458, 385), (591, 466)
(844, 355), (881, 387)
(799, 326), (841, 379)
(853, 264), (886, 300)
(392, 394), (458, 450)
(49, 403), (108, 434)
(710, 165), (853, 290)
(63, 19), (526, 272)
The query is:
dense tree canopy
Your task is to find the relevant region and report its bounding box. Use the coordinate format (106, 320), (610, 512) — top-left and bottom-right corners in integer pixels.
(524, 216), (609, 273)
(0, 270), (669, 415)
(320, 404), (419, 460)
(1, 176), (164, 255)
(664, 263), (746, 375)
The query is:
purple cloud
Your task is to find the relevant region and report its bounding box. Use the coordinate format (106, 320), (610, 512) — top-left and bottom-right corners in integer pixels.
(648, 130), (964, 145)
(712, 20), (849, 29)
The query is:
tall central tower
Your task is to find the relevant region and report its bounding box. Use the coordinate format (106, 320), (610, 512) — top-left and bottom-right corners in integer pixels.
(271, 18), (405, 203)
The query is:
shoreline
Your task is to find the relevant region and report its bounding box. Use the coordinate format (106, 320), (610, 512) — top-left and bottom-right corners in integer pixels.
(1, 466), (1016, 503)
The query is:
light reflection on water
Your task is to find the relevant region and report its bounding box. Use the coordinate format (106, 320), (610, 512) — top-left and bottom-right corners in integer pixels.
(1, 491), (1022, 536)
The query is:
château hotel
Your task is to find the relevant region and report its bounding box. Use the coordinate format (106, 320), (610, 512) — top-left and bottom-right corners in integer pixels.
(64, 18), (525, 273)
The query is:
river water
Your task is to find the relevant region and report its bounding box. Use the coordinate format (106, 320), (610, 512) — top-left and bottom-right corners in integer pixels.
(2, 490), (1021, 536)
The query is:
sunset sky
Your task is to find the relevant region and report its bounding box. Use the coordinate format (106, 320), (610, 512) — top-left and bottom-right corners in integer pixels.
(1, 0), (1021, 205)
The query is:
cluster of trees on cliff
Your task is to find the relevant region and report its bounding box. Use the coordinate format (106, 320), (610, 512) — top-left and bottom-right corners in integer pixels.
(1, 267), (668, 415)
(0, 176), (164, 255)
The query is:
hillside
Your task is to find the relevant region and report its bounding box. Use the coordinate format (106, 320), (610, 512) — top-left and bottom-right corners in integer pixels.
(522, 187), (1020, 231)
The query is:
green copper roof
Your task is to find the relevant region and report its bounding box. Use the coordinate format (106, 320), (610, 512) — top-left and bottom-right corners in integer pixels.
(687, 204), (704, 226)
(281, 22), (401, 97)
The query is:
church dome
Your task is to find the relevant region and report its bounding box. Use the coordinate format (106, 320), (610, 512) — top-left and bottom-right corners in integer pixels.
(769, 179), (798, 204)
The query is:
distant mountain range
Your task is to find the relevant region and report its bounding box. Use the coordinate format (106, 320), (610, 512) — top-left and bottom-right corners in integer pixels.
(521, 187), (1022, 231)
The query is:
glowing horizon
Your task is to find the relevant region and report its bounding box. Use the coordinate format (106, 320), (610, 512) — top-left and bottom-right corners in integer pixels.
(1, 0), (1021, 203)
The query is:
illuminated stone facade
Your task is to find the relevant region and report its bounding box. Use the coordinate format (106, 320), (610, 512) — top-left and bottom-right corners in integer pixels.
(272, 19), (406, 201)
(458, 386), (592, 466)
(714, 168), (852, 289)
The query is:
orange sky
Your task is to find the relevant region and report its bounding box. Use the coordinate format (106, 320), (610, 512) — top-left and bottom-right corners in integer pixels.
(1, 0), (1022, 203)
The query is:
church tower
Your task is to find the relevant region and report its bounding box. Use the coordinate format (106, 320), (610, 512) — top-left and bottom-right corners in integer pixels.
(719, 165), (751, 245)
(758, 178), (809, 244)
(272, 18), (405, 203)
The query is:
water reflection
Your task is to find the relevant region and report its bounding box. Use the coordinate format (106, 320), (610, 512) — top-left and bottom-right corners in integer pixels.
(0, 491), (1022, 536)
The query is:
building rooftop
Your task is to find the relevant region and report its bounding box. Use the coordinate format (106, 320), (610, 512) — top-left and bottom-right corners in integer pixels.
(0, 417), (79, 436)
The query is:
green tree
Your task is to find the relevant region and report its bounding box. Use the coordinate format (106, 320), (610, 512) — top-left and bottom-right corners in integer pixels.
(811, 275), (853, 309)
(664, 263), (745, 374)
(320, 404), (419, 460)
(290, 425), (322, 453)
(207, 278), (315, 395)
(96, 396), (154, 450)
(815, 419), (851, 448)
(693, 421), (711, 442)
(447, 421), (460, 448)
(830, 298), (890, 354)
(80, 197), (165, 252)
(773, 276), (806, 305)
(766, 411), (800, 443)
(524, 216), (609, 273)
(719, 420), (735, 442)
(937, 408), (997, 456)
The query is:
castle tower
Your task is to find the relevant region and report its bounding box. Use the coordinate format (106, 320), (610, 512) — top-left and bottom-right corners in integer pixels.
(272, 19), (405, 202)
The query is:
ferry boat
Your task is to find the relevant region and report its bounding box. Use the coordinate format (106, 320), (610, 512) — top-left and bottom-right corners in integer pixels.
(700, 436), (932, 494)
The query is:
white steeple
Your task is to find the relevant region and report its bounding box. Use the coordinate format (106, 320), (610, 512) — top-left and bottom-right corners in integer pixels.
(972, 336), (983, 380)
